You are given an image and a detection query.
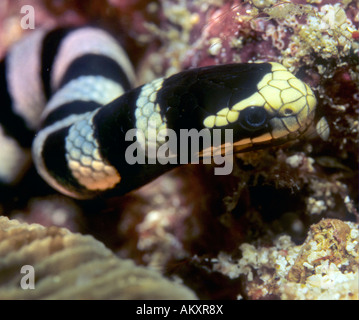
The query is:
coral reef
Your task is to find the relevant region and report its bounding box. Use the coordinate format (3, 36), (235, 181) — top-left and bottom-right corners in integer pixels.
(212, 219), (358, 300)
(0, 216), (197, 299)
(0, 0), (358, 299)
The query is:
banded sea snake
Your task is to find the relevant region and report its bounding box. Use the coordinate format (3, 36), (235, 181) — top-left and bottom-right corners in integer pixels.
(0, 26), (322, 199)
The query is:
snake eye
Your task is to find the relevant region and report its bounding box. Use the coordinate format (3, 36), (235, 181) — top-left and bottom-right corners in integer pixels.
(238, 106), (268, 131)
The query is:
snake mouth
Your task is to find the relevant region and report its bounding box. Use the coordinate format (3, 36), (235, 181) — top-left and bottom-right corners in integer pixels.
(233, 114), (316, 154)
(197, 121), (313, 158)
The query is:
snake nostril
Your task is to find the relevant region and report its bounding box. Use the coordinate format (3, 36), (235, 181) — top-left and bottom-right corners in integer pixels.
(284, 108), (293, 116)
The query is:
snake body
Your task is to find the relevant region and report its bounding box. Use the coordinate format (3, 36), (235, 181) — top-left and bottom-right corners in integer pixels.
(0, 27), (317, 199)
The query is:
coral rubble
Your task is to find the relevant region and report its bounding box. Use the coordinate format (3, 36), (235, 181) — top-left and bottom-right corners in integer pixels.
(213, 219), (358, 300)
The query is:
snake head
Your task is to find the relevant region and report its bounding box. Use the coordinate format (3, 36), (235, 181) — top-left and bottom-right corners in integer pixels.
(202, 62), (317, 154)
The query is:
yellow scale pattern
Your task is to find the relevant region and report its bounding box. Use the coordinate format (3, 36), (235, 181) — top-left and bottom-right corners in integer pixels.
(134, 78), (168, 153)
(66, 111), (121, 191)
(203, 62), (316, 146)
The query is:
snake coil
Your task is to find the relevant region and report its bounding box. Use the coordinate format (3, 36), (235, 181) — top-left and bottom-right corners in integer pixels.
(0, 27), (317, 199)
